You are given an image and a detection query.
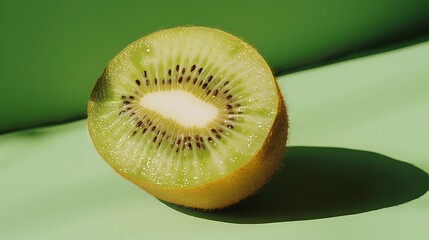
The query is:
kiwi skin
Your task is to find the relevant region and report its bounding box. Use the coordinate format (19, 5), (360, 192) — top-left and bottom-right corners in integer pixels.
(127, 92), (287, 210)
(88, 81), (288, 210)
(87, 26), (288, 210)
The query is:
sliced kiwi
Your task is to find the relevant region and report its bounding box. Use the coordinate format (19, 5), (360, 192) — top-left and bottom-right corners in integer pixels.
(87, 26), (288, 209)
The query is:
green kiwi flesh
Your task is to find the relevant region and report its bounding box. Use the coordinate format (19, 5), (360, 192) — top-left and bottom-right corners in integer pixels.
(87, 26), (287, 209)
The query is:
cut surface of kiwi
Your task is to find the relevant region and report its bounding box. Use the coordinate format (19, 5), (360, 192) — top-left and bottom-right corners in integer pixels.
(87, 26), (288, 209)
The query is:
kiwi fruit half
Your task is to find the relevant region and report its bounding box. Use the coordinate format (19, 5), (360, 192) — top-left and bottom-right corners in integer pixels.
(87, 26), (288, 210)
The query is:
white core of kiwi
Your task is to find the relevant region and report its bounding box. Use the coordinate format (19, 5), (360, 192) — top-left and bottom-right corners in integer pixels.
(139, 90), (218, 128)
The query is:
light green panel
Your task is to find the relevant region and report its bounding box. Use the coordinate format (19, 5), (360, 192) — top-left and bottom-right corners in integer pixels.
(1, 40), (428, 239)
(1, 0), (429, 132)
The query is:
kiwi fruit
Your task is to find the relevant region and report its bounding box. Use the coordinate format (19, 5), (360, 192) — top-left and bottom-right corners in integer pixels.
(87, 26), (288, 210)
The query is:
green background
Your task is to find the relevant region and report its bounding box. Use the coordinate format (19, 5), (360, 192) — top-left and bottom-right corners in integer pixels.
(1, 0), (429, 239)
(1, 0), (429, 132)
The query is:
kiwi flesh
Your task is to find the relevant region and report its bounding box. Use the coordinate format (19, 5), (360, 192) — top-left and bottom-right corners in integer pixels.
(87, 26), (288, 209)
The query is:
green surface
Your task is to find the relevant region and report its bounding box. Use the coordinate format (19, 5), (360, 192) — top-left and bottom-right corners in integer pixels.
(1, 0), (429, 133)
(1, 40), (428, 239)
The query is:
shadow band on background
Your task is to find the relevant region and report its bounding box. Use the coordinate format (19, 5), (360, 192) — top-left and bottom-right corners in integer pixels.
(166, 147), (429, 224)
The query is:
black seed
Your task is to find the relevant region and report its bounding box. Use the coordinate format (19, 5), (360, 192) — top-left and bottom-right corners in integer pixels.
(154, 78), (158, 85)
(157, 141), (161, 147)
(168, 69), (172, 76)
(208, 137), (213, 142)
(211, 129), (217, 133)
(153, 136), (157, 142)
(228, 116), (235, 121)
(168, 79), (172, 84)
(136, 121), (142, 127)
(187, 76), (191, 82)
(146, 79), (150, 85)
(196, 142), (201, 149)
(198, 67), (203, 74)
(151, 126), (156, 131)
(123, 101), (130, 105)
(177, 139), (181, 145)
(142, 128), (147, 134)
(146, 119), (150, 124)
(161, 131), (166, 137)
(213, 89), (218, 96)
(207, 76), (213, 82)
(143, 71), (147, 78)
(178, 76), (183, 83)
(226, 95), (232, 100)
(129, 96), (135, 100)
(202, 83), (208, 89)
(176, 148), (179, 153)
(193, 78), (197, 84)
(236, 103), (241, 107)
(228, 111), (234, 114)
(176, 65), (180, 72)
(202, 143), (206, 149)
(119, 111), (125, 115)
(238, 111), (243, 114)
(218, 129), (223, 133)
(182, 68), (186, 74)
(216, 134), (221, 139)
(206, 90), (211, 95)
(227, 125), (234, 129)
(226, 104), (232, 109)
(130, 112), (136, 116)
(148, 122), (152, 126)
(121, 96), (126, 99)
(162, 79), (165, 85)
(188, 143), (192, 150)
(191, 65), (196, 72)
(199, 137), (204, 142)
(132, 131), (137, 136)
(195, 135), (199, 140)
(126, 107), (132, 111)
(224, 81), (229, 86)
(224, 90), (229, 94)
(135, 79), (141, 85)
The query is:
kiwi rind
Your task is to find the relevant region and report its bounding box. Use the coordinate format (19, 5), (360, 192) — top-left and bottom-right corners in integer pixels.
(87, 26), (288, 209)
(119, 92), (286, 209)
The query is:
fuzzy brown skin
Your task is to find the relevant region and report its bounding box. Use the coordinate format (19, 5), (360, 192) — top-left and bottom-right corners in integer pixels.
(129, 93), (287, 209)
(88, 85), (288, 210)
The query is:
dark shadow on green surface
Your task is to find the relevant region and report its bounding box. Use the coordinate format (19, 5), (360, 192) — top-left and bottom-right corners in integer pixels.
(166, 146), (429, 223)
(276, 34), (429, 76)
(0, 115), (85, 135)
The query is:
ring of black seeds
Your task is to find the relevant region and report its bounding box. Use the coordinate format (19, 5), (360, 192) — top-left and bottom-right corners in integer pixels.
(117, 64), (241, 153)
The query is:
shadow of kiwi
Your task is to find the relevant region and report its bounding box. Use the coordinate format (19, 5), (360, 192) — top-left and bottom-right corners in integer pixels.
(164, 146), (429, 223)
